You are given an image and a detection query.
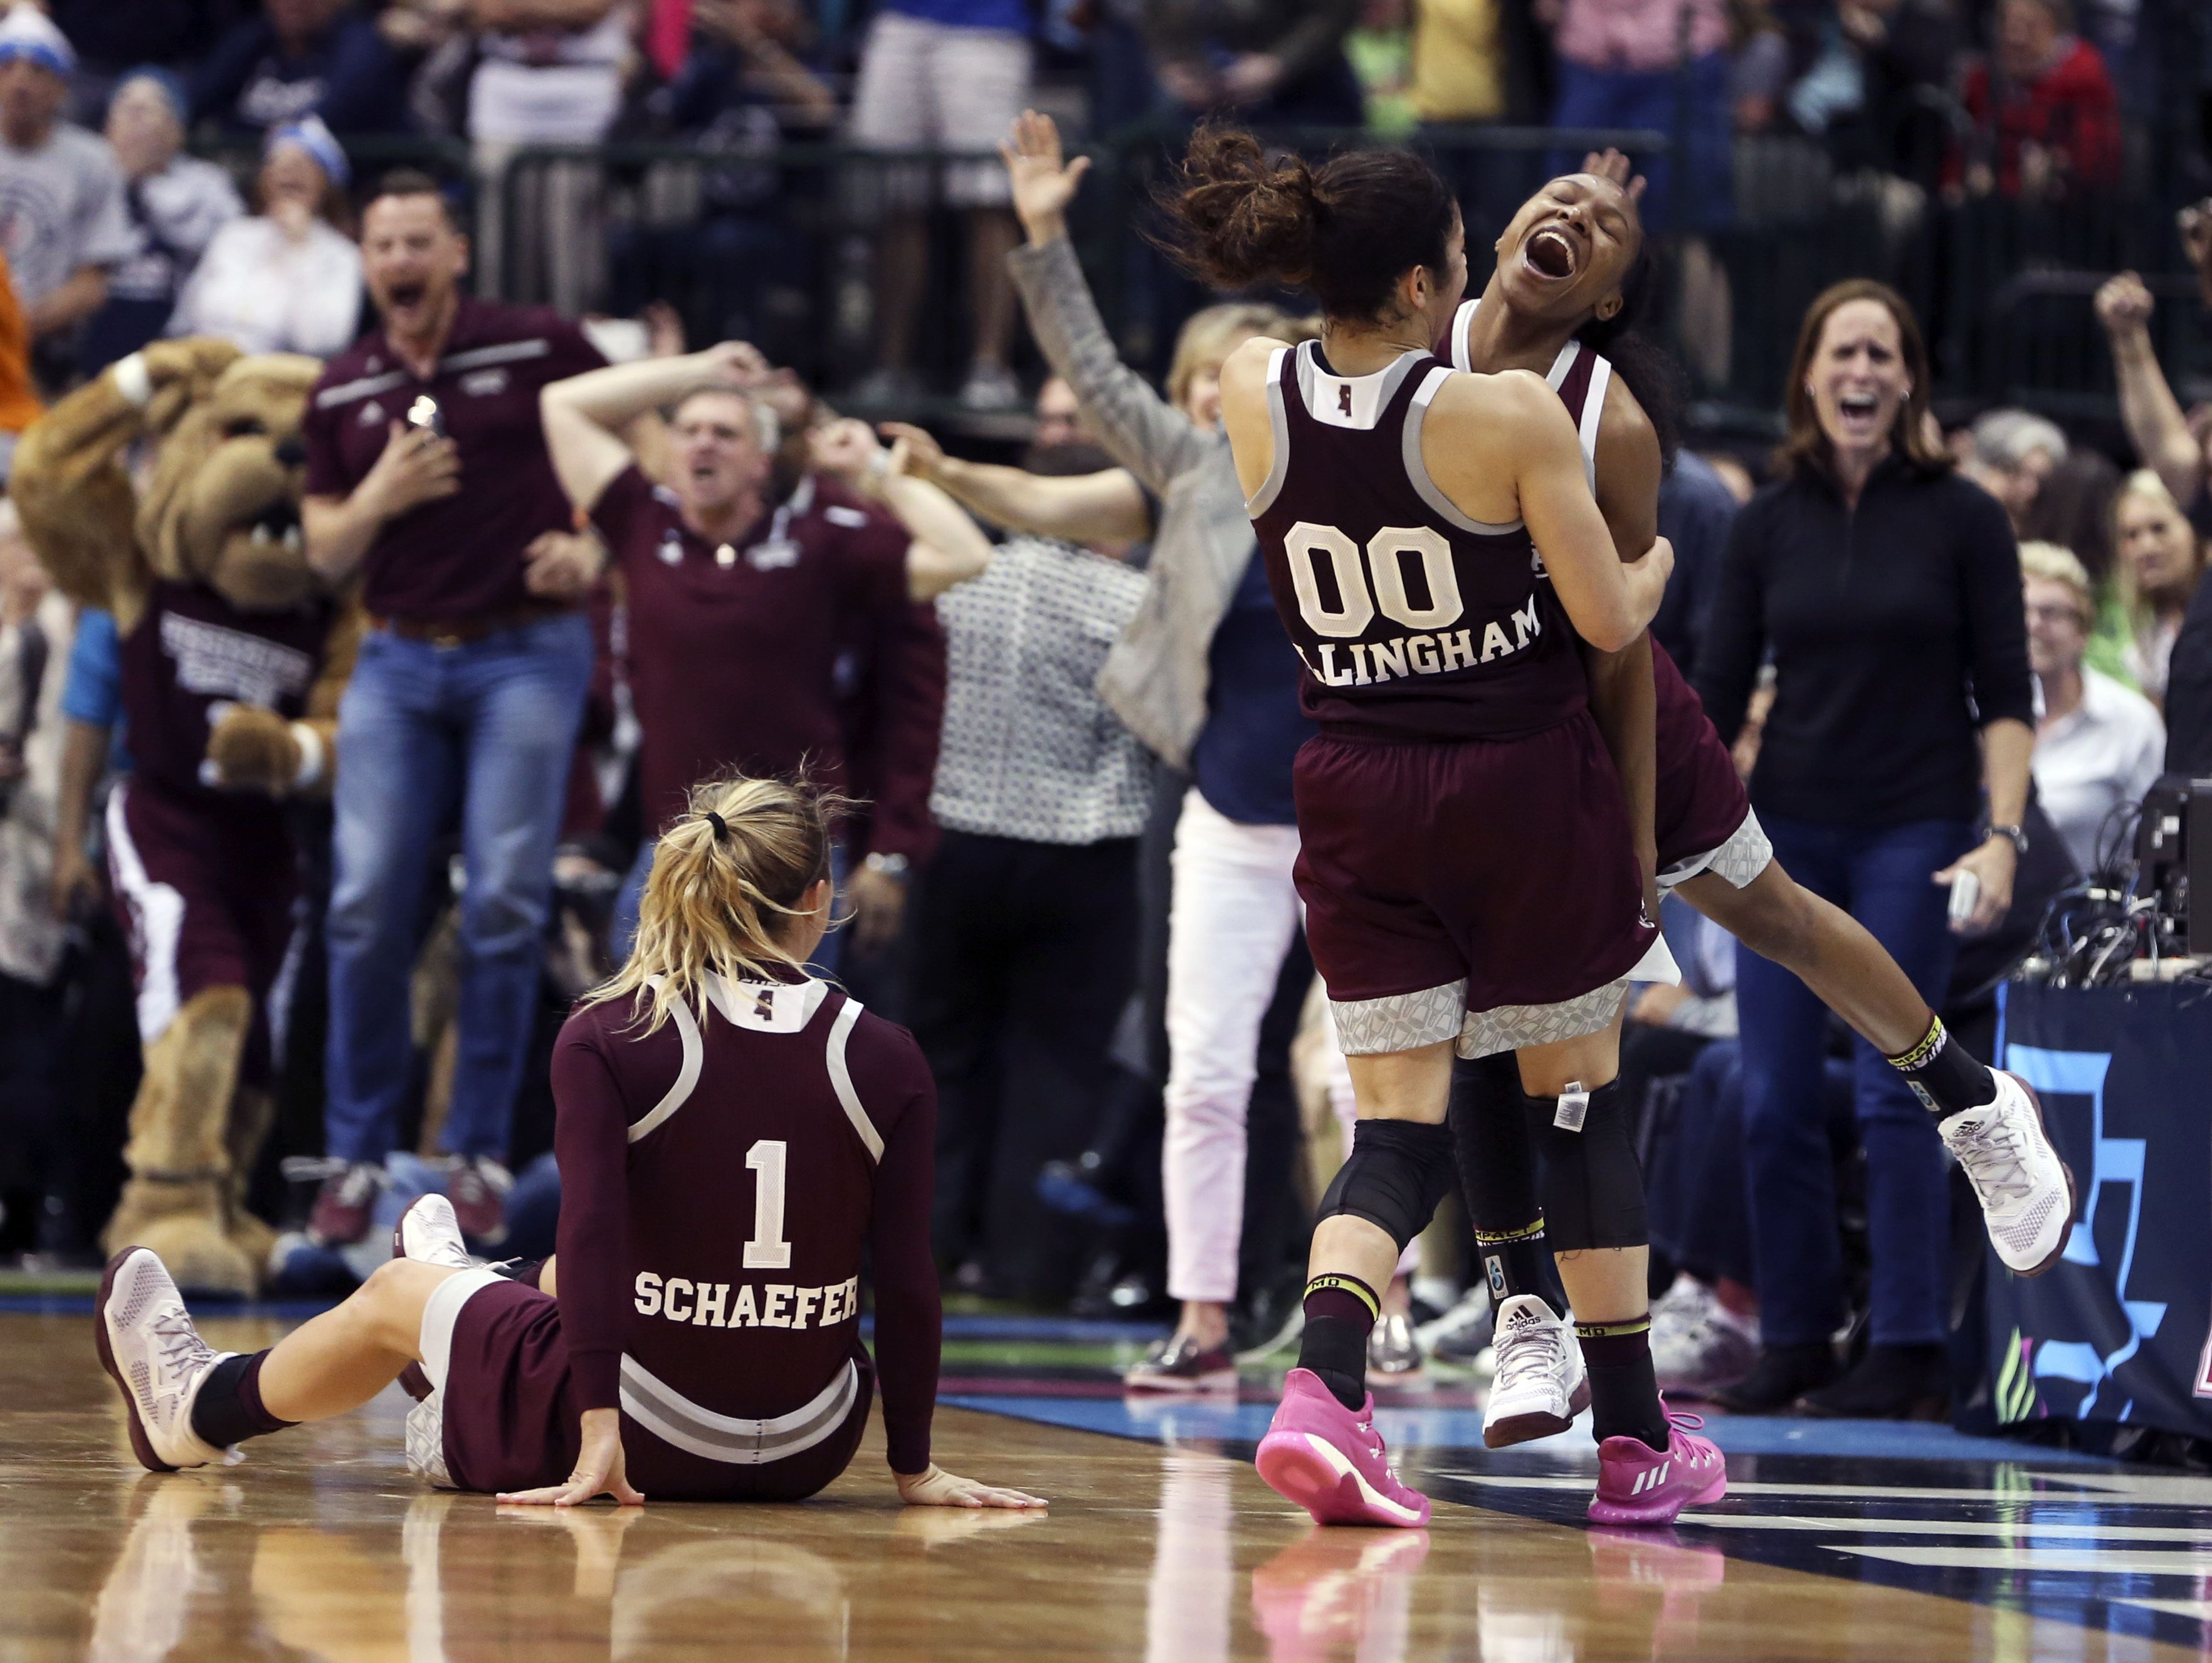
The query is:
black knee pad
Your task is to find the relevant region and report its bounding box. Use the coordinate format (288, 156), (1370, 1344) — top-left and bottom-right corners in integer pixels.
(1319, 1118), (1457, 1253)
(1525, 1080), (1647, 1252)
(1447, 1051), (1541, 1234)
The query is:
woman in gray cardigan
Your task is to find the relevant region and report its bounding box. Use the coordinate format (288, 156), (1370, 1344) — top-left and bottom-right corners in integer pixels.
(888, 112), (1424, 1388)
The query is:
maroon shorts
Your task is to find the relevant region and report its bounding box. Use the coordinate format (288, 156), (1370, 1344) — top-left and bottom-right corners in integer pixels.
(418, 1276), (874, 1503)
(1652, 642), (1755, 876)
(1293, 709), (1656, 1057)
(105, 777), (297, 1056)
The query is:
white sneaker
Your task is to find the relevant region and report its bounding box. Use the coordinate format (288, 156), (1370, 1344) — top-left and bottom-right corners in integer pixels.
(1940, 1072), (2078, 1276)
(394, 1193), (475, 1271)
(1650, 1277), (1760, 1397)
(95, 1249), (234, 1472)
(1482, 1294), (1589, 1449)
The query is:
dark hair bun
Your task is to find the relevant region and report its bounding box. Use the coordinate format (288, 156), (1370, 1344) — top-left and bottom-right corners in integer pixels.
(1157, 123), (1455, 324)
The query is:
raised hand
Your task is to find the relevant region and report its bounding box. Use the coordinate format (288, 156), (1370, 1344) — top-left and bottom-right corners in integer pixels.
(2094, 271), (2154, 336)
(878, 421), (945, 479)
(807, 416), (882, 482)
(1579, 147), (1648, 203)
(895, 1463), (1048, 1510)
(2180, 200), (2212, 310)
(998, 109), (1091, 246)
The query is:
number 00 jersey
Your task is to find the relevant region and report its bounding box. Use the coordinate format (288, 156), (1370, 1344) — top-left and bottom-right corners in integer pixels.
(1247, 340), (1586, 743)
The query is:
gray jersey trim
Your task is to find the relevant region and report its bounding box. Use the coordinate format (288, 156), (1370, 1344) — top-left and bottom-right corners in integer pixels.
(1246, 346), (1293, 515)
(1657, 807), (1774, 892)
(824, 999), (884, 1162)
(1330, 979), (1468, 1056)
(1403, 367), (1524, 535)
(627, 992), (703, 1144)
(619, 1355), (860, 1466)
(1456, 978), (1631, 1059)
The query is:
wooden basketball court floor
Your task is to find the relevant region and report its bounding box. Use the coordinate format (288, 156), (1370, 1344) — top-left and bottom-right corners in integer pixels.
(4, 1301), (2209, 1662)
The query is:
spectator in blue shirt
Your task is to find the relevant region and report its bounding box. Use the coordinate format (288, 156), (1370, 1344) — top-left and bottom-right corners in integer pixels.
(1650, 449), (1741, 673)
(191, 0), (408, 136)
(51, 606), (126, 921)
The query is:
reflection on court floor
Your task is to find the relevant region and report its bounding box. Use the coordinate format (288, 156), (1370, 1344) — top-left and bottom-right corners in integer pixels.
(6, 1306), (2206, 1660)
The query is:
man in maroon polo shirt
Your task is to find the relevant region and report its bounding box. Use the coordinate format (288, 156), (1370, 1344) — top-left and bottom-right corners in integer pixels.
(300, 169), (608, 1246)
(539, 345), (989, 966)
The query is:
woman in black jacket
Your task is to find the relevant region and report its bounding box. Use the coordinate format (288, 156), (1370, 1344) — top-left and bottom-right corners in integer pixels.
(1694, 280), (2036, 1418)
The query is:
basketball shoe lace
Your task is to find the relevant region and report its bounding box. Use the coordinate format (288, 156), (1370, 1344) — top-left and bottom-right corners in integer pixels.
(1948, 1111), (2033, 1205)
(149, 1301), (214, 1428)
(1495, 1308), (1564, 1392)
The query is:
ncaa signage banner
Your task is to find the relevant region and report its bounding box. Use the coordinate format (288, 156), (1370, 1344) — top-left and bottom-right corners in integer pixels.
(1994, 982), (2212, 1439)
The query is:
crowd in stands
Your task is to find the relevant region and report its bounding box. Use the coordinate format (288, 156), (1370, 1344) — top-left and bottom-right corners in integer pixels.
(0, 0), (2205, 1424)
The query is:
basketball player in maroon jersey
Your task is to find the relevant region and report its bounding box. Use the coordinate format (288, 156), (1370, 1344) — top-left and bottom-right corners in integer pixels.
(96, 773), (1043, 1513)
(1161, 124), (1725, 1528)
(1443, 155), (2074, 1442)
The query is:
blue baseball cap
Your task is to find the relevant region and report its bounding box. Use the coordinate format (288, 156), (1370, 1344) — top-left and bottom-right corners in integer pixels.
(0, 7), (76, 78)
(266, 114), (351, 190)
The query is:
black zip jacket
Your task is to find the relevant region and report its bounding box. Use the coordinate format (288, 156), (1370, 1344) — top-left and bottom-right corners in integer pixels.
(1692, 457), (2033, 829)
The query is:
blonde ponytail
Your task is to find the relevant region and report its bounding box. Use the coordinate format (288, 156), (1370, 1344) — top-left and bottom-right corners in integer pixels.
(585, 770), (843, 1034)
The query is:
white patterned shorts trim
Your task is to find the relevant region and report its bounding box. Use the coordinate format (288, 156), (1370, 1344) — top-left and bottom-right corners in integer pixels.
(1456, 978), (1631, 1060)
(405, 1391), (453, 1488)
(1656, 807), (1774, 893)
(1329, 979), (1467, 1056)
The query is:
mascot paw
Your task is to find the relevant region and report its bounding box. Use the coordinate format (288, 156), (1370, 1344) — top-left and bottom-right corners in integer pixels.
(106, 1183), (259, 1298)
(204, 706), (303, 796)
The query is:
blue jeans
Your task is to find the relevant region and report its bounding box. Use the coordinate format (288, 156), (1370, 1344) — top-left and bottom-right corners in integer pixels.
(1735, 814), (1974, 1348)
(611, 835), (850, 977)
(324, 614), (592, 1163)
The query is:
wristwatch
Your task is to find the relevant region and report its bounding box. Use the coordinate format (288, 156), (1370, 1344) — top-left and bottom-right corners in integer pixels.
(863, 851), (910, 880)
(1988, 823), (2030, 855)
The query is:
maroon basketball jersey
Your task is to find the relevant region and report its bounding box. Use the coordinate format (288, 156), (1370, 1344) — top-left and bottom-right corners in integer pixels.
(118, 580), (332, 802)
(1248, 340), (1586, 742)
(558, 976), (930, 1462)
(1445, 297), (1751, 868)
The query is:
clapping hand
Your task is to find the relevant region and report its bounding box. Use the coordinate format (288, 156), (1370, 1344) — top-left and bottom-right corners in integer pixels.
(999, 110), (1090, 246)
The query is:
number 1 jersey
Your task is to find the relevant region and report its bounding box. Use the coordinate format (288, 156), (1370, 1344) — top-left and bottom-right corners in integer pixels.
(1247, 340), (1586, 743)
(549, 973), (940, 1479)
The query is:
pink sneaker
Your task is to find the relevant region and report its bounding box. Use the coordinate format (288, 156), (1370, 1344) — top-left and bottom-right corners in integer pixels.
(1587, 1408), (1727, 1526)
(1255, 1368), (1431, 1529)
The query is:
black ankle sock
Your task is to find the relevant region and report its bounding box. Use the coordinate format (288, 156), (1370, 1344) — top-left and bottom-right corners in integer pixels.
(189, 1351), (296, 1449)
(1576, 1318), (1668, 1452)
(1474, 1216), (1566, 1311)
(1296, 1274), (1379, 1410)
(1886, 1016), (1997, 1118)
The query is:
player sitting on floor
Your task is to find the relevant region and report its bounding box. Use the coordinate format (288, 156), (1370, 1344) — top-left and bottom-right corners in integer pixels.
(97, 772), (1045, 1512)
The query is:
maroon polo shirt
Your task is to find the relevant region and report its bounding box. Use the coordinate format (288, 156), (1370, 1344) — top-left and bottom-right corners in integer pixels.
(302, 295), (606, 622)
(592, 465), (945, 858)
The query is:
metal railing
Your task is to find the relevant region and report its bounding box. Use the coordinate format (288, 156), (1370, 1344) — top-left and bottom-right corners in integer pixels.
(200, 118), (2210, 439)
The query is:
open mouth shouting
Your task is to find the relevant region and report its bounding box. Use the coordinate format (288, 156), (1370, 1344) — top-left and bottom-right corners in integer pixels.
(1833, 389), (1886, 437)
(1522, 224), (1581, 283)
(381, 278), (430, 322)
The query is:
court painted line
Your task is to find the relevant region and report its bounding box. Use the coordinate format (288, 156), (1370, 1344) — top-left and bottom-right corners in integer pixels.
(1833, 1545), (2212, 1576)
(1677, 1514), (2212, 1543)
(1445, 1476), (2147, 1503)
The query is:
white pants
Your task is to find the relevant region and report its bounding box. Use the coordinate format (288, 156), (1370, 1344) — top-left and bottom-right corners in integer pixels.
(1163, 790), (1414, 1304)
